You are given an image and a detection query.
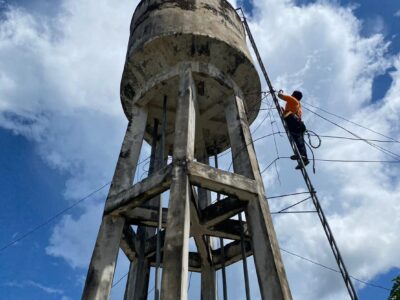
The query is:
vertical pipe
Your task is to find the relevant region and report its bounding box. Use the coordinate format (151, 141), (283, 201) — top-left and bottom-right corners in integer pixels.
(214, 153), (228, 300)
(155, 96), (167, 300)
(238, 212), (251, 300)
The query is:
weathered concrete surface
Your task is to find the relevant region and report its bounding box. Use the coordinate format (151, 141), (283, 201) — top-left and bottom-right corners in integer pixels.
(195, 155), (216, 300)
(121, 0), (261, 154)
(120, 225), (138, 262)
(187, 161), (258, 201)
(104, 164), (172, 214)
(201, 196), (245, 227)
(124, 132), (166, 300)
(225, 95), (292, 300)
(161, 68), (196, 300)
(82, 105), (147, 300)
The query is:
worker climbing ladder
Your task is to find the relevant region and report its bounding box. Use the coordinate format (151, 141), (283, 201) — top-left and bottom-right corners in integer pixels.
(237, 8), (359, 300)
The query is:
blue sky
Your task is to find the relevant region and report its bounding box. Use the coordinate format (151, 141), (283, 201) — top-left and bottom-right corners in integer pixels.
(0, 0), (399, 299)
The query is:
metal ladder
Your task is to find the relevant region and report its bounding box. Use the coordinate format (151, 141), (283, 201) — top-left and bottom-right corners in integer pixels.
(237, 8), (358, 300)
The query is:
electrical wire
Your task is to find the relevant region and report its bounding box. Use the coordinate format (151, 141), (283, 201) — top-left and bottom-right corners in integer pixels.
(111, 246), (391, 293)
(0, 181), (111, 253)
(279, 248), (391, 291)
(264, 96), (282, 184)
(268, 131), (400, 144)
(0, 156), (151, 254)
(276, 196), (312, 213)
(112, 272), (128, 288)
(302, 101), (400, 143)
(303, 106), (400, 161)
(316, 134), (400, 144)
(267, 191), (311, 199)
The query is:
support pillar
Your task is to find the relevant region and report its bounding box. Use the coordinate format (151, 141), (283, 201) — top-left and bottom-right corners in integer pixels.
(161, 67), (196, 300)
(124, 118), (166, 300)
(198, 154), (216, 300)
(82, 105), (148, 300)
(224, 94), (292, 300)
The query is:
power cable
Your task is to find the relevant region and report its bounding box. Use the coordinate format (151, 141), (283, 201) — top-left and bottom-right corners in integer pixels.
(0, 156), (151, 254)
(188, 271), (193, 291)
(0, 181), (111, 253)
(303, 106), (400, 161)
(280, 248), (391, 292)
(268, 131), (400, 144)
(240, 10), (359, 299)
(268, 191), (311, 199)
(276, 196), (312, 213)
(112, 272), (128, 288)
(271, 210), (317, 214)
(302, 102), (400, 143)
(281, 156), (400, 163)
(316, 134), (400, 144)
(110, 248), (391, 293)
(264, 96), (282, 184)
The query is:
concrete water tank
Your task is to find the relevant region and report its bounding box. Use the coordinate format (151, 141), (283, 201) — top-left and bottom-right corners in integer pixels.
(120, 0), (261, 155)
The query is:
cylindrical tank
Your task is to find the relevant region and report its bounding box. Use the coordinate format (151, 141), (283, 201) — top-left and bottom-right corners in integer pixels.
(120, 0), (261, 155)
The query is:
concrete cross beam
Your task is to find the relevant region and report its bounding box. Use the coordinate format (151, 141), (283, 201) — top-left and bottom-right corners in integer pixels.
(213, 240), (253, 269)
(104, 163), (172, 214)
(147, 252), (203, 273)
(201, 196), (246, 227)
(122, 198), (249, 241)
(124, 206), (168, 228)
(205, 219), (249, 241)
(187, 161), (258, 201)
(120, 225), (138, 262)
(189, 187), (213, 266)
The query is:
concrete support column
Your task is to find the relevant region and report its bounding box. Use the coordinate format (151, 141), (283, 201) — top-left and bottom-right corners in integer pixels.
(161, 67), (196, 300)
(123, 236), (151, 300)
(224, 95), (292, 300)
(82, 105), (148, 300)
(124, 125), (165, 300)
(197, 154), (216, 300)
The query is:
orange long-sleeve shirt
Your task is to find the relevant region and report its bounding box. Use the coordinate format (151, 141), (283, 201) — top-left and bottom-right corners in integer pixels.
(278, 93), (302, 119)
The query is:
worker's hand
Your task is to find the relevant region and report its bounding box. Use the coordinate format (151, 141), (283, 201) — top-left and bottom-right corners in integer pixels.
(278, 89), (283, 95)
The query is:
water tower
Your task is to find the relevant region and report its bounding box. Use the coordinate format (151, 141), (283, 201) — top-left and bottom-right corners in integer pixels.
(82, 0), (292, 299)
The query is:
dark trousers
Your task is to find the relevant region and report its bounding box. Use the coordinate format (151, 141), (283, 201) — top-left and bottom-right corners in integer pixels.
(285, 115), (308, 159)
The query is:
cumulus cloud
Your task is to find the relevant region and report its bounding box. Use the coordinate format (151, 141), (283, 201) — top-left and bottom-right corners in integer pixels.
(0, 0), (139, 282)
(0, 0), (399, 299)
(246, 1), (400, 299)
(4, 280), (66, 296)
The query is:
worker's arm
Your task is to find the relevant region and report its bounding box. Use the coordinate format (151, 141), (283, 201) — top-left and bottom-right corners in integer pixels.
(278, 91), (299, 106)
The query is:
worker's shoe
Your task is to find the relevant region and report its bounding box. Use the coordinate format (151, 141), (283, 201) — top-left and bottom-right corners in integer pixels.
(295, 158), (309, 170)
(291, 155), (307, 161)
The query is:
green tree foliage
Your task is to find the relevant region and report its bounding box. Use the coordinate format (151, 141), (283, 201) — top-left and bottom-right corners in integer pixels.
(389, 276), (400, 300)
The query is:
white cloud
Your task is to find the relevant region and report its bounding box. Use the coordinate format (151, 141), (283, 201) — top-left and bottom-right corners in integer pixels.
(0, 0), (399, 299)
(395, 10), (400, 18)
(4, 280), (66, 296)
(0, 0), (139, 280)
(45, 198), (104, 269)
(247, 0), (399, 299)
